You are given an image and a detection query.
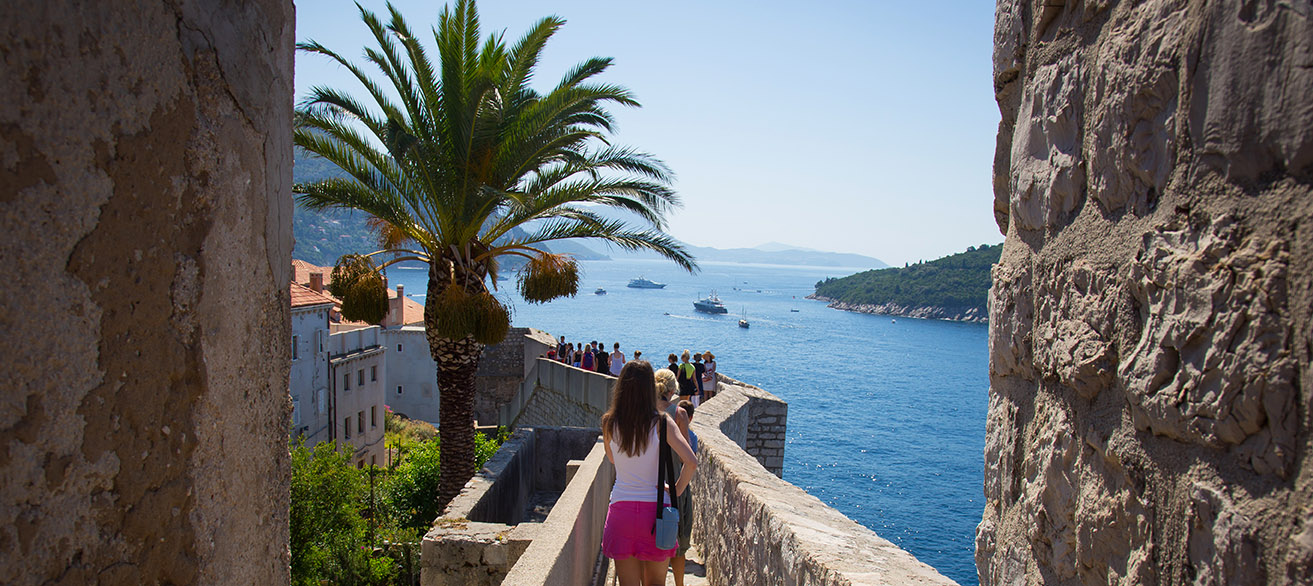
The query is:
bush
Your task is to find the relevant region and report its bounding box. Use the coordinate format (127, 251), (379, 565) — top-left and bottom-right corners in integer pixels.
(290, 440), (397, 586)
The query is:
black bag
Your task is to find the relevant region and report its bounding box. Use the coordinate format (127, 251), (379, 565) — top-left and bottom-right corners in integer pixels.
(652, 414), (680, 550)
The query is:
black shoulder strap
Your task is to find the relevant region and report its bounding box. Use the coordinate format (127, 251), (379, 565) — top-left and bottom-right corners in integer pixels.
(655, 414), (679, 520)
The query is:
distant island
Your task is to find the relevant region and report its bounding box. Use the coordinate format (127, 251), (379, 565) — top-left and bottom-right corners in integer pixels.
(809, 244), (1002, 323)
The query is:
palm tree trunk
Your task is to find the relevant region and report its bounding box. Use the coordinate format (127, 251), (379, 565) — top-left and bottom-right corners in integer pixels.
(424, 260), (487, 511)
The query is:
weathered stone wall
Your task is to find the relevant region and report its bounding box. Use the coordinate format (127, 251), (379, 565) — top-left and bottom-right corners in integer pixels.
(712, 374), (788, 477)
(476, 327), (556, 425)
(694, 379), (957, 585)
(508, 358), (614, 429)
(980, 1), (1313, 585)
(0, 3), (294, 585)
(421, 427), (606, 585)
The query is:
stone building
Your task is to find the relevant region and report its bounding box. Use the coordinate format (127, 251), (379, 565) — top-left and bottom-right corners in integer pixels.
(979, 1), (1313, 584)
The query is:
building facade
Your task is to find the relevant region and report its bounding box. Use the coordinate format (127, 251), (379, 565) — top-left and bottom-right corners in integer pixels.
(328, 325), (387, 468)
(289, 284), (334, 446)
(381, 325), (440, 424)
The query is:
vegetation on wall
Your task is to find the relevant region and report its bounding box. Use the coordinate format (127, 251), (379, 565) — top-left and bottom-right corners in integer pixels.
(813, 244), (1001, 312)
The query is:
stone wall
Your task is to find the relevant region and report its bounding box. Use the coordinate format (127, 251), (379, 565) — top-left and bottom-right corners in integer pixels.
(693, 379), (957, 585)
(476, 328), (556, 425)
(980, 1), (1313, 585)
(713, 375), (788, 477)
(506, 358), (614, 429)
(421, 427), (604, 585)
(0, 3), (294, 585)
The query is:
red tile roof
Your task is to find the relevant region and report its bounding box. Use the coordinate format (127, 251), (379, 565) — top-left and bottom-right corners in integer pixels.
(290, 283), (338, 308)
(292, 259), (425, 326)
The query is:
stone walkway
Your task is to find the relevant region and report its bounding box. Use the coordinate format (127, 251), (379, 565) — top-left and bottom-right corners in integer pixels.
(605, 542), (709, 585)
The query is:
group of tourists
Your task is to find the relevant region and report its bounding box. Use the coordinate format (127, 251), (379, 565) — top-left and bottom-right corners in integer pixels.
(549, 336), (628, 376)
(600, 360), (702, 586)
(664, 350), (716, 407)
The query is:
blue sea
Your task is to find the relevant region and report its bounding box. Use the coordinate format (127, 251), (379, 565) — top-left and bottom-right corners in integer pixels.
(387, 258), (986, 585)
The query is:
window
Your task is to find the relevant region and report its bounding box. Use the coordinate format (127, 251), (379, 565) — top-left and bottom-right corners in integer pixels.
(344, 418), (351, 439)
(397, 385), (403, 395)
(397, 344), (403, 352)
(357, 411), (364, 434)
(370, 366), (377, 382)
(357, 460), (364, 469)
(316, 329), (324, 354)
(371, 405), (377, 428)
(357, 369), (364, 386)
(291, 335), (299, 360)
(371, 455), (376, 467)
(292, 397), (301, 426)
(344, 373), (350, 391)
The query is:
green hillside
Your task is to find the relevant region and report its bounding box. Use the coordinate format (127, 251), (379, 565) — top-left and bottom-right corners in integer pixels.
(813, 244), (1001, 313)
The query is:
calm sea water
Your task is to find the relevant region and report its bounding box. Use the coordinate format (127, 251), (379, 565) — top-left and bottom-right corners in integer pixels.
(387, 258), (986, 585)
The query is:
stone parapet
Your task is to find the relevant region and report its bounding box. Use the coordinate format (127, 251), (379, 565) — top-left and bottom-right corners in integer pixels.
(692, 379), (957, 585)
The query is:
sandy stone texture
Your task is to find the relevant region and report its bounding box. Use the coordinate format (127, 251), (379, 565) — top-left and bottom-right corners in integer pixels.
(980, 1), (1313, 585)
(0, 3), (293, 585)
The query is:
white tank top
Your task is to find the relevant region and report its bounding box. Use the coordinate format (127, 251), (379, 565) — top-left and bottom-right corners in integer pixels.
(609, 417), (669, 504)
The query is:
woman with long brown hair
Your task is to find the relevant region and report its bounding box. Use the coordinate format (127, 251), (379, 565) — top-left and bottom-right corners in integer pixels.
(601, 361), (697, 585)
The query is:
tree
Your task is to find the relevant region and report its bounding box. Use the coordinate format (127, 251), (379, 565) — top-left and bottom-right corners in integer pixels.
(290, 441), (396, 586)
(294, 0), (694, 509)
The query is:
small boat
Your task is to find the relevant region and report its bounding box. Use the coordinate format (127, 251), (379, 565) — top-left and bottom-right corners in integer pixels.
(891, 318), (896, 323)
(693, 291), (728, 314)
(738, 307), (750, 328)
(790, 308), (800, 312)
(627, 276), (667, 289)
(594, 288), (606, 295)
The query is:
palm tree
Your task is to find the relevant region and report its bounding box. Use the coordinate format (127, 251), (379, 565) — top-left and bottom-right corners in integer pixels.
(294, 0), (695, 508)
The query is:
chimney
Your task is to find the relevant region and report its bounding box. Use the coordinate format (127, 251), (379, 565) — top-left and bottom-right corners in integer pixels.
(309, 272), (324, 293)
(397, 284), (404, 298)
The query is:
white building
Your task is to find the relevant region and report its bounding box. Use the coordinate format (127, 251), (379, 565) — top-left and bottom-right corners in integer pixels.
(329, 325), (387, 468)
(289, 283), (334, 446)
(381, 325), (439, 424)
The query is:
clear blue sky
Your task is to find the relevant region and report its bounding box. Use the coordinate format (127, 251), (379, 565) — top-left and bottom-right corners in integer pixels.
(295, 0), (1002, 267)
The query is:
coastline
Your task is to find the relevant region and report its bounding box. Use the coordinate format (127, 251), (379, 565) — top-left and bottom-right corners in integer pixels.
(807, 294), (988, 323)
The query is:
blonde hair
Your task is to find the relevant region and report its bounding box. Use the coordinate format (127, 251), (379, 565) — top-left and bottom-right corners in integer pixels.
(680, 349), (690, 361)
(653, 368), (677, 399)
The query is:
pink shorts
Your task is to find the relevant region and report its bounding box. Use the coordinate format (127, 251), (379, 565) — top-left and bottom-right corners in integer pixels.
(602, 501), (677, 561)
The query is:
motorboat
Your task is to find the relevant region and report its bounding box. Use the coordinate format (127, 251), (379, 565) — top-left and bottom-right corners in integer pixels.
(693, 292), (728, 314)
(594, 288), (606, 295)
(627, 276), (667, 289)
(739, 307), (750, 328)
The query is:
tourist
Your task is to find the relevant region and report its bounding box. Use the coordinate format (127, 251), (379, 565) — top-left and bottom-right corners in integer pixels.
(633, 350), (642, 362)
(692, 353), (706, 407)
(701, 351), (717, 401)
(594, 343), (609, 375)
(672, 398), (699, 586)
(654, 369), (693, 586)
(557, 336), (569, 362)
(610, 342), (626, 376)
(676, 350), (697, 398)
(582, 342), (596, 371)
(573, 348), (583, 368)
(601, 361), (697, 586)
(667, 353), (679, 377)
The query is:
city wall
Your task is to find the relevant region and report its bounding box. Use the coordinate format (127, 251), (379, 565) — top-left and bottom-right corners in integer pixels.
(981, 1), (1313, 583)
(0, 3), (294, 584)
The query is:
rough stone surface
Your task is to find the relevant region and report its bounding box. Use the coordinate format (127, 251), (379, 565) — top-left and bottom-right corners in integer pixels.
(0, 2), (294, 584)
(981, 1), (1313, 585)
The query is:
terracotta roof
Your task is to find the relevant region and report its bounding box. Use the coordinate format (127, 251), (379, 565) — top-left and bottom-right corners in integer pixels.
(292, 258), (425, 326)
(290, 283), (337, 308)
(292, 259), (333, 288)
(397, 294), (425, 325)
